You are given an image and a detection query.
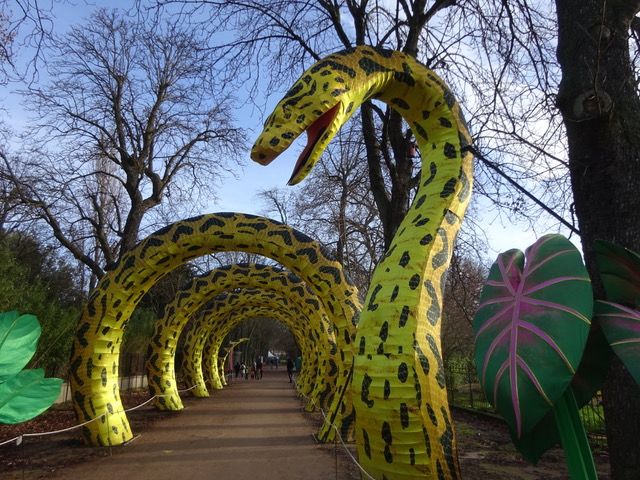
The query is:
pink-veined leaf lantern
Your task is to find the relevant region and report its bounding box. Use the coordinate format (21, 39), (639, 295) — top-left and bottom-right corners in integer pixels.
(473, 234), (593, 438)
(594, 240), (640, 384)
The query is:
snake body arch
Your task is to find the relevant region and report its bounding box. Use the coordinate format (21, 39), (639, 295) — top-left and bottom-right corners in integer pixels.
(191, 291), (323, 393)
(181, 288), (324, 397)
(252, 46), (473, 480)
(194, 284), (335, 405)
(175, 271), (334, 406)
(70, 213), (359, 446)
(147, 263), (335, 410)
(184, 289), (320, 394)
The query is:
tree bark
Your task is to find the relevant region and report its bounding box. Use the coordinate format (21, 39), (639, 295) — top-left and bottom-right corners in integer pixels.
(555, 1), (640, 478)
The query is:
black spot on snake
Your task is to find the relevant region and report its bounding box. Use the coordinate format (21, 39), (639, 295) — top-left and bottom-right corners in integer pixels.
(398, 362), (409, 382)
(379, 321), (389, 341)
(439, 178), (457, 198)
(438, 117), (452, 128)
(443, 142), (457, 159)
(399, 306), (410, 327)
(358, 57), (392, 75)
(390, 285), (399, 302)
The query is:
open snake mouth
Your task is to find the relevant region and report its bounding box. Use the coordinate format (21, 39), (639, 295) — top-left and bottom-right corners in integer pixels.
(288, 103), (341, 185)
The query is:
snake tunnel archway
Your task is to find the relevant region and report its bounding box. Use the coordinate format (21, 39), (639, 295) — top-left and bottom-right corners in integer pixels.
(182, 288), (327, 398)
(70, 213), (361, 446)
(187, 291), (319, 392)
(175, 278), (335, 408)
(202, 289), (335, 404)
(204, 304), (322, 396)
(146, 263), (334, 411)
(215, 337), (249, 387)
(182, 287), (336, 411)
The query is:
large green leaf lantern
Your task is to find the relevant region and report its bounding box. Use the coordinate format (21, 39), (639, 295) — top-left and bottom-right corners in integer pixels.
(474, 234), (592, 436)
(594, 240), (640, 384)
(474, 234), (597, 479)
(0, 311), (63, 424)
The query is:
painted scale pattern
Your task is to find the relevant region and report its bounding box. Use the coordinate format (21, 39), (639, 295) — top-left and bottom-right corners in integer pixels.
(180, 281), (334, 409)
(251, 46), (473, 479)
(146, 263), (335, 410)
(69, 212), (360, 446)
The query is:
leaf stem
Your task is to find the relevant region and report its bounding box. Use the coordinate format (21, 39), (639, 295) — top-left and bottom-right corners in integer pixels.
(552, 387), (598, 480)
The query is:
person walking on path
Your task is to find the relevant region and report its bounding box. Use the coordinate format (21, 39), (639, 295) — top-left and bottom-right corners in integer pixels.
(286, 357), (294, 383)
(256, 358), (263, 379)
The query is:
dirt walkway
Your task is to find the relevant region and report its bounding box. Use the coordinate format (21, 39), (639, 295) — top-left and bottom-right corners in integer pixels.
(51, 370), (357, 480)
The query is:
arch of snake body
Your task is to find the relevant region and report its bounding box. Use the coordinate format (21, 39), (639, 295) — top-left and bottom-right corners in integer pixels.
(192, 292), (321, 402)
(211, 337), (249, 387)
(208, 303), (318, 393)
(217, 337), (249, 386)
(198, 288), (335, 407)
(203, 292), (335, 405)
(180, 285), (334, 410)
(251, 47), (473, 479)
(147, 263), (335, 411)
(187, 286), (333, 407)
(181, 290), (315, 395)
(70, 212), (360, 446)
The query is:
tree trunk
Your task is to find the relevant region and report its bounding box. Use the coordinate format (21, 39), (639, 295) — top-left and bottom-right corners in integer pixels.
(555, 1), (640, 478)
(120, 205), (146, 257)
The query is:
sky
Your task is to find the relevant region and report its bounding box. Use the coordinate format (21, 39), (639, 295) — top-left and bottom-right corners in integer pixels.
(0, 1), (581, 263)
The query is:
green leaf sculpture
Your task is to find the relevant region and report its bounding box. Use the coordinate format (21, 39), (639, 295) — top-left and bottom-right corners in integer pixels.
(593, 240), (640, 384)
(474, 234), (597, 479)
(594, 240), (640, 306)
(0, 311), (62, 424)
(474, 234), (592, 437)
(594, 301), (640, 384)
(0, 311), (41, 379)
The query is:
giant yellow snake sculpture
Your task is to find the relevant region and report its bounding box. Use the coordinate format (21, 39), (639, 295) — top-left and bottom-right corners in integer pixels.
(251, 46), (473, 480)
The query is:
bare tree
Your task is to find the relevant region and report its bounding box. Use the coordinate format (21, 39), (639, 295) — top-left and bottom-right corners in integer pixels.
(3, 8), (245, 282)
(157, 0), (571, 249)
(0, 7), (15, 69)
(0, 0), (58, 83)
(441, 254), (486, 366)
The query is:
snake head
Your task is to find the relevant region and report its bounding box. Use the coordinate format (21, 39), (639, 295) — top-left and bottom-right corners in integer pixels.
(251, 54), (364, 185)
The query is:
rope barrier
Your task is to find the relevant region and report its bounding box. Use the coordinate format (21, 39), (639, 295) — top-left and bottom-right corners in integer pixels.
(316, 405), (376, 480)
(293, 377), (376, 480)
(0, 384), (200, 447)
